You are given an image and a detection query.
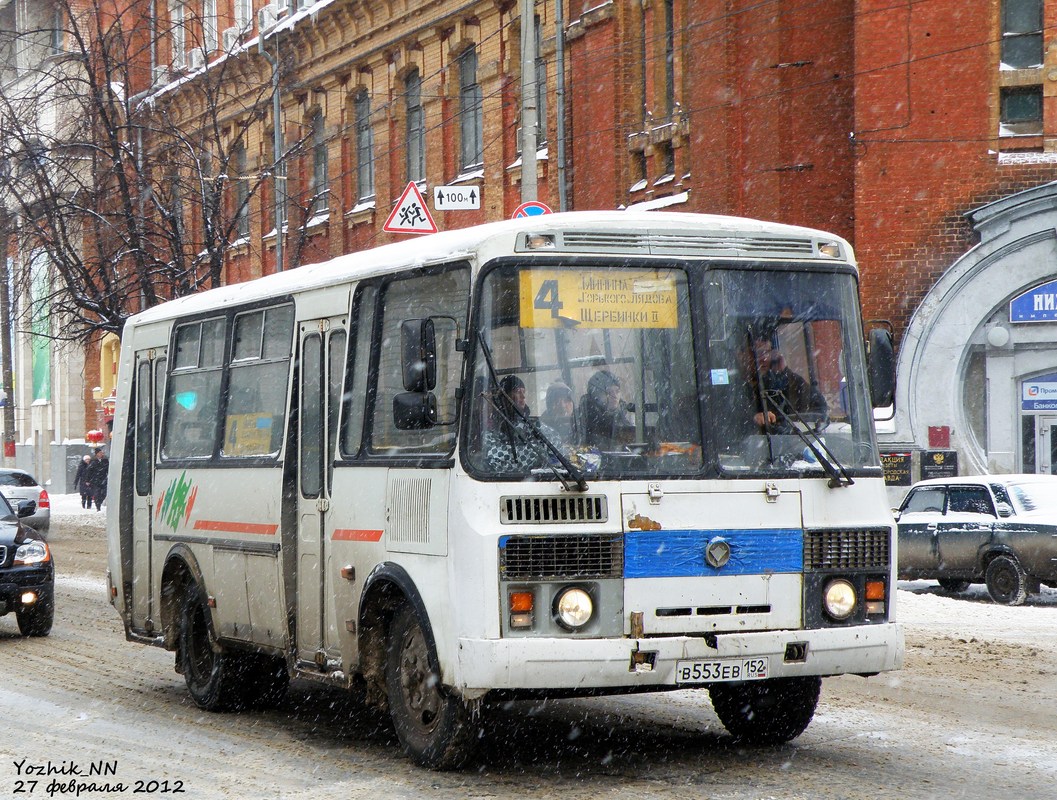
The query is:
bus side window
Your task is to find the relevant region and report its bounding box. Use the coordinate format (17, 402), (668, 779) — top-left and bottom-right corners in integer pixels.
(340, 285), (377, 458)
(222, 305), (294, 458)
(162, 318), (226, 459)
(369, 266), (468, 456)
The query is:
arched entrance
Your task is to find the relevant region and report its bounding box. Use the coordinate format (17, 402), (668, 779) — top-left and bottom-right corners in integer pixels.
(881, 181), (1057, 476)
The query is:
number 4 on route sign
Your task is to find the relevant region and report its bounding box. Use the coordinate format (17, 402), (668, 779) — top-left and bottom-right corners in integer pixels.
(383, 181), (438, 235)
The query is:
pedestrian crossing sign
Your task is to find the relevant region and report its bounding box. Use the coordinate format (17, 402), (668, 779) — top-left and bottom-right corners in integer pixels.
(383, 181), (438, 235)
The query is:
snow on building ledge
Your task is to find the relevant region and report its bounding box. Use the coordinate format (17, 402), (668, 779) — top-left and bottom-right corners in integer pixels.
(625, 190), (689, 212)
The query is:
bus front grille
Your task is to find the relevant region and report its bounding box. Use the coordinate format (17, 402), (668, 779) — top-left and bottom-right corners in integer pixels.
(804, 528), (890, 571)
(500, 495), (608, 524)
(500, 534), (624, 580)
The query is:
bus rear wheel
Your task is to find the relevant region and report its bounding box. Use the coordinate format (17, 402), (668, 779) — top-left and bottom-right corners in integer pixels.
(709, 676), (821, 745)
(179, 584), (245, 712)
(385, 604), (477, 770)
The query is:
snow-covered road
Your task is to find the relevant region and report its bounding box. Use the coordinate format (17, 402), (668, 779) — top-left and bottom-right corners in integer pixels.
(0, 496), (1053, 799)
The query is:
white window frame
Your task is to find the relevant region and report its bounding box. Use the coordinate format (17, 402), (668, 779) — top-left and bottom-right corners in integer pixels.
(202, 0), (218, 53)
(234, 0), (253, 31)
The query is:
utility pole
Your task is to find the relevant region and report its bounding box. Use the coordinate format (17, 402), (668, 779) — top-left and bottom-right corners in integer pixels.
(519, 0), (538, 203)
(554, 0), (568, 211)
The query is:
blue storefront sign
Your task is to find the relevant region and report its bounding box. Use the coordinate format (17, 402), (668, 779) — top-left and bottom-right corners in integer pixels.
(1022, 373), (1057, 410)
(1011, 280), (1057, 322)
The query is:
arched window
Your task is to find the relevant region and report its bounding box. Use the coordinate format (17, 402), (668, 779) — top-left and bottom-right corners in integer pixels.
(308, 109), (329, 215)
(354, 90), (375, 201)
(405, 70), (425, 184)
(457, 47), (483, 171)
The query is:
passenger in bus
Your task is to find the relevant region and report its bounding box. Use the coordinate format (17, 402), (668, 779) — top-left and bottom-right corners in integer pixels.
(482, 375), (559, 471)
(746, 337), (828, 433)
(540, 381), (578, 444)
(580, 370), (635, 449)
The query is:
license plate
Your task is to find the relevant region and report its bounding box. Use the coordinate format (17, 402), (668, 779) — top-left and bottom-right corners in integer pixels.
(675, 657), (769, 684)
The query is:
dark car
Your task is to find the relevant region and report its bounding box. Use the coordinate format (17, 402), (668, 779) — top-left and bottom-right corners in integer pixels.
(896, 474), (1057, 606)
(0, 493), (54, 636)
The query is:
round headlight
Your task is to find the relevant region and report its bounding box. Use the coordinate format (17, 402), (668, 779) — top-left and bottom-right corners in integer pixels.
(823, 579), (857, 620)
(554, 587), (593, 630)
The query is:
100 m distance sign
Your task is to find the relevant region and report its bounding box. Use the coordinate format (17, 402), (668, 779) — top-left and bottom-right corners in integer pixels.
(518, 270), (678, 329)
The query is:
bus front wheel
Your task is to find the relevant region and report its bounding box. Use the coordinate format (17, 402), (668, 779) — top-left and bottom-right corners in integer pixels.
(385, 604), (477, 769)
(179, 584), (244, 712)
(709, 676), (821, 745)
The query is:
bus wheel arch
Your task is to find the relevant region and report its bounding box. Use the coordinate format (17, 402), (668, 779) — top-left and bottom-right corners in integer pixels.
(160, 546), (207, 650)
(358, 563), (434, 709)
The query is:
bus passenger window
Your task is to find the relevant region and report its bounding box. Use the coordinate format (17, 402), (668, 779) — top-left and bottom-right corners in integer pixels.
(162, 318), (226, 459)
(222, 305), (293, 458)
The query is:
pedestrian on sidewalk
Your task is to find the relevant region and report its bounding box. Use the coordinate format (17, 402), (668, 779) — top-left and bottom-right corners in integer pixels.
(86, 447), (109, 511)
(74, 454), (93, 509)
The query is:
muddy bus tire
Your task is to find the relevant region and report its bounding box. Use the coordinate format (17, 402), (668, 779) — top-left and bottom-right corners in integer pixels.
(179, 584), (245, 712)
(709, 676), (821, 745)
(385, 604), (477, 770)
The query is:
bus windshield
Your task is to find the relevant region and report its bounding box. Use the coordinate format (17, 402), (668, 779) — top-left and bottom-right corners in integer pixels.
(465, 261), (879, 480)
(704, 267), (879, 476)
(466, 262), (701, 479)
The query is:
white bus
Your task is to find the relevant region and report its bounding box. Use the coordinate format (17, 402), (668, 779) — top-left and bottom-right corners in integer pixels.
(107, 211), (903, 768)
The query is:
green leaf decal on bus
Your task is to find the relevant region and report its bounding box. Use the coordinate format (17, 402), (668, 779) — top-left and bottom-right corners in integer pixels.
(156, 471), (197, 532)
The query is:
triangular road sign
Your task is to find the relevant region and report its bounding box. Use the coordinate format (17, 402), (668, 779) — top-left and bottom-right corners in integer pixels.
(383, 181), (438, 235)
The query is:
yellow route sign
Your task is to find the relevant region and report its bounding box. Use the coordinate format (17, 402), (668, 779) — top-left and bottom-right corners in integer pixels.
(519, 270), (678, 329)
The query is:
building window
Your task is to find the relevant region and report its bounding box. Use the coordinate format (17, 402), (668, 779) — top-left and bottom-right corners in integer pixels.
(663, 0), (675, 113)
(202, 0), (217, 52)
(405, 70), (425, 184)
(234, 0), (252, 31)
(50, 7), (64, 54)
(656, 141), (675, 181)
(1000, 86), (1043, 135)
(354, 91), (375, 201)
(170, 2), (186, 68)
(458, 46), (483, 171)
(309, 110), (329, 215)
(233, 144), (250, 239)
(1001, 0), (1043, 69)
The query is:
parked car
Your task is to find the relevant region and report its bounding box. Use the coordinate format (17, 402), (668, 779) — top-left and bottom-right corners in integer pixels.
(0, 493), (54, 636)
(0, 469), (50, 533)
(895, 474), (1057, 605)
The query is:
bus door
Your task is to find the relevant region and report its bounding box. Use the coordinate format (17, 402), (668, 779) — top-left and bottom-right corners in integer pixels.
(131, 348), (166, 632)
(296, 317), (347, 668)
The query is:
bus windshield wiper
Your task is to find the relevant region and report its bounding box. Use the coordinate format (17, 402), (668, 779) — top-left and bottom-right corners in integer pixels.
(475, 327), (588, 492)
(765, 398), (854, 488)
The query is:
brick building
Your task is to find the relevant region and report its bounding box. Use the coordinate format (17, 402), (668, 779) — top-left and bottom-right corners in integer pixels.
(7, 0), (1057, 482)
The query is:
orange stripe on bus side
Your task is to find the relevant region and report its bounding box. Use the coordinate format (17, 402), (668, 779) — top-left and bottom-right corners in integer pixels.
(192, 520), (278, 535)
(332, 529), (384, 542)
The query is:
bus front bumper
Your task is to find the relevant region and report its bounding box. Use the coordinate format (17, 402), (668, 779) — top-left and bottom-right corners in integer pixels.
(455, 622), (904, 693)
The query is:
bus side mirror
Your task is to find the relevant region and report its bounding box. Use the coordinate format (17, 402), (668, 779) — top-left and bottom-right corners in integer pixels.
(393, 391), (438, 430)
(867, 327), (895, 408)
(401, 318), (437, 393)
